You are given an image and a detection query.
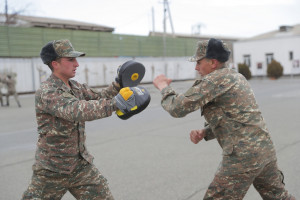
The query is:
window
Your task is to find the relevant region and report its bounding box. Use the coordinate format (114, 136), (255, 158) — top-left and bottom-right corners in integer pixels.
(243, 55), (251, 67)
(293, 60), (299, 68)
(266, 53), (274, 66)
(257, 62), (262, 69)
(289, 51), (293, 60)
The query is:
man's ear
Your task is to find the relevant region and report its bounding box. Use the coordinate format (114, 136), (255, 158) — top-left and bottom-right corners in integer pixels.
(211, 59), (219, 69)
(51, 60), (59, 70)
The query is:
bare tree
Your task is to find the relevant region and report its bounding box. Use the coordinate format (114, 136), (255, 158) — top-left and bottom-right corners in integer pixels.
(3, 0), (31, 24)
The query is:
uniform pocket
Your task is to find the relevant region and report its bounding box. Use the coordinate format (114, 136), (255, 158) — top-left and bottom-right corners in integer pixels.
(222, 144), (234, 155)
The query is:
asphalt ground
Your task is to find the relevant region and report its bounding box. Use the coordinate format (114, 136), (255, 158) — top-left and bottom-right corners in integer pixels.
(0, 77), (299, 200)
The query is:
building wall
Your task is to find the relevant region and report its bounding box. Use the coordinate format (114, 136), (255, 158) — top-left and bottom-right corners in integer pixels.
(233, 36), (300, 76)
(0, 26), (237, 93)
(0, 57), (197, 93)
(0, 26), (236, 59)
(0, 26), (199, 57)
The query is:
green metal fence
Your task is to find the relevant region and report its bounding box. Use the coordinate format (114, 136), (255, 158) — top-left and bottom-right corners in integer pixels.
(0, 26), (199, 58)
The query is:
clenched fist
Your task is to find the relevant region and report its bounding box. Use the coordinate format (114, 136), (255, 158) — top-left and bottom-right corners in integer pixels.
(190, 129), (206, 144)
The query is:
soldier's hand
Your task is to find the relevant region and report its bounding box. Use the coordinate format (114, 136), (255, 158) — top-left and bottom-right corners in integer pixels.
(190, 129), (205, 144)
(153, 74), (172, 91)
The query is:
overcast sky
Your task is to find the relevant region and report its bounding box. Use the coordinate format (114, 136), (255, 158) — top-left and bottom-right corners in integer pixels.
(4, 0), (300, 38)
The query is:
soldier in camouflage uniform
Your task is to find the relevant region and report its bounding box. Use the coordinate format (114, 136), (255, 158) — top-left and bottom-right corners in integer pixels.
(22, 39), (119, 200)
(2, 74), (21, 107)
(0, 74), (4, 106)
(153, 38), (295, 200)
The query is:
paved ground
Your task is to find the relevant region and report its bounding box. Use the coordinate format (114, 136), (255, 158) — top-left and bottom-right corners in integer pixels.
(0, 77), (299, 200)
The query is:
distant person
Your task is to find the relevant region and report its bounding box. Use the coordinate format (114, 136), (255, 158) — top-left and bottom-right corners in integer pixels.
(0, 74), (4, 106)
(22, 39), (149, 200)
(153, 38), (295, 199)
(0, 88), (3, 106)
(1, 74), (21, 107)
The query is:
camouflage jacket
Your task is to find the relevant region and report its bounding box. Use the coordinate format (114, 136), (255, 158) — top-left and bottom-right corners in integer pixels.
(33, 74), (119, 174)
(161, 67), (277, 175)
(1, 77), (16, 93)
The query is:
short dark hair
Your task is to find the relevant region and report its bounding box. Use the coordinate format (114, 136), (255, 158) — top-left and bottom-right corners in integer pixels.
(47, 57), (62, 71)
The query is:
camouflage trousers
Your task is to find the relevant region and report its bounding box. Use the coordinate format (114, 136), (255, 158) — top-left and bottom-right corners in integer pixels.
(0, 92), (3, 106)
(22, 159), (114, 200)
(6, 91), (21, 107)
(204, 160), (295, 200)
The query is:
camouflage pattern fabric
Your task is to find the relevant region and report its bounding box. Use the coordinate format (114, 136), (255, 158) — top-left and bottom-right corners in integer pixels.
(188, 40), (209, 62)
(2, 76), (17, 93)
(53, 39), (85, 58)
(22, 74), (119, 199)
(33, 74), (119, 174)
(204, 160), (292, 200)
(160, 67), (293, 198)
(0, 77), (3, 106)
(1, 75), (21, 107)
(0, 90), (2, 106)
(22, 159), (114, 200)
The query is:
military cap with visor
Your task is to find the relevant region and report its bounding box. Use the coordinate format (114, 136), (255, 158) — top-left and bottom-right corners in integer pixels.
(189, 38), (231, 63)
(40, 39), (85, 64)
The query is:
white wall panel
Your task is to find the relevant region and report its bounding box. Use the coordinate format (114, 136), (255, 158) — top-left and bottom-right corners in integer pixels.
(0, 57), (198, 93)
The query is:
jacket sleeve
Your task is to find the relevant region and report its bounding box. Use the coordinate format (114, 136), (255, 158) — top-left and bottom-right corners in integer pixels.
(203, 123), (215, 141)
(160, 85), (201, 118)
(160, 78), (236, 118)
(79, 81), (120, 101)
(36, 88), (117, 122)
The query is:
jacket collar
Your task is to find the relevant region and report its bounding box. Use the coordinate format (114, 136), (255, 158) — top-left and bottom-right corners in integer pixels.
(49, 74), (71, 92)
(49, 74), (80, 92)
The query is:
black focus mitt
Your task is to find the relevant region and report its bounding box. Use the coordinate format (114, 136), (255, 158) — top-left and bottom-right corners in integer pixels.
(115, 60), (145, 88)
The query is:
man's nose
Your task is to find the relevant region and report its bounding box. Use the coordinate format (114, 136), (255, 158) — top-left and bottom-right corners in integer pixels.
(74, 59), (79, 67)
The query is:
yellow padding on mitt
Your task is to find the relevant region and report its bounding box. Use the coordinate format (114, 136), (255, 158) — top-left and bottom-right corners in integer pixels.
(116, 106), (137, 116)
(119, 87), (133, 101)
(131, 73), (139, 81)
(130, 106), (137, 111)
(116, 109), (124, 116)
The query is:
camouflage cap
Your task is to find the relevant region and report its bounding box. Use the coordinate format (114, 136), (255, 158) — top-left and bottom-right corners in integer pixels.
(189, 38), (231, 63)
(188, 40), (209, 62)
(40, 39), (85, 64)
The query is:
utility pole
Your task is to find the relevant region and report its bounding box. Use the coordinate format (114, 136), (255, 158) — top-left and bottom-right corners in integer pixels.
(163, 1), (167, 58)
(164, 0), (175, 36)
(162, 0), (175, 76)
(163, 0), (175, 67)
(5, 0), (9, 24)
(162, 0), (175, 39)
(191, 23), (205, 35)
(152, 7), (155, 33)
(192, 24), (201, 35)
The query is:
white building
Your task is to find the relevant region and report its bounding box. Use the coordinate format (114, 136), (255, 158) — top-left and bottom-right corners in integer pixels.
(233, 24), (300, 76)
